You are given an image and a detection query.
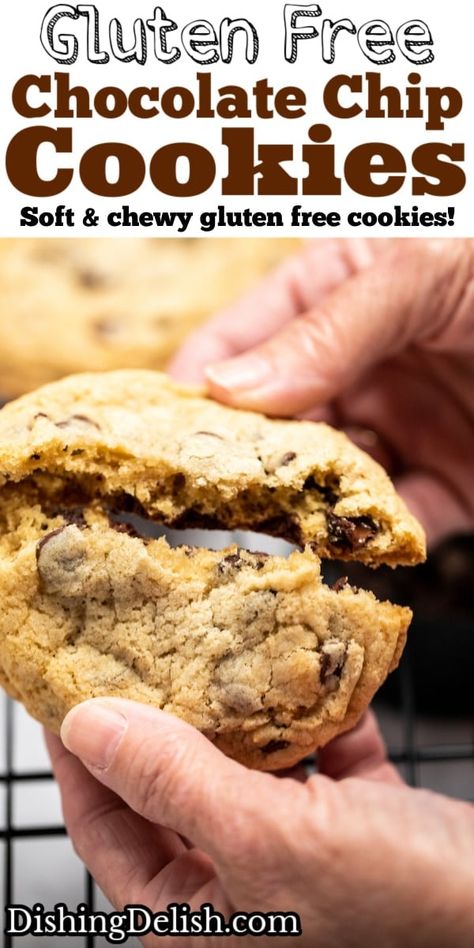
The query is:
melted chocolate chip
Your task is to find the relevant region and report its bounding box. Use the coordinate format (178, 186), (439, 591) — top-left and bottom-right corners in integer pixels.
(55, 414), (101, 431)
(327, 513), (377, 553)
(36, 526), (66, 560)
(34, 412), (49, 421)
(319, 485), (339, 505)
(261, 740), (291, 755)
(109, 493), (148, 518)
(331, 576), (350, 593)
(30, 453), (41, 461)
(256, 515), (303, 546)
(169, 509), (222, 531)
(303, 476), (339, 506)
(172, 473), (186, 492)
(280, 452), (297, 467)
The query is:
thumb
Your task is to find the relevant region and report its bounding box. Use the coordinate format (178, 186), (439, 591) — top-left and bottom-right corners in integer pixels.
(60, 698), (295, 867)
(205, 242), (458, 416)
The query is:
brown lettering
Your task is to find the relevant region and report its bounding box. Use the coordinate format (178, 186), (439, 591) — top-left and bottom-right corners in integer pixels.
(345, 143), (406, 196)
(6, 126), (73, 196)
(150, 142), (216, 196)
(80, 142), (145, 196)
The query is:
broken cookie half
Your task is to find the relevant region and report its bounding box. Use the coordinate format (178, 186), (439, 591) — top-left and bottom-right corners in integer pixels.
(0, 370), (425, 770)
(0, 369), (424, 565)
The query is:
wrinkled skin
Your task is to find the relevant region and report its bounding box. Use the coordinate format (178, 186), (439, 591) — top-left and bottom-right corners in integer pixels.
(48, 706), (474, 948)
(48, 238), (474, 947)
(172, 238), (474, 546)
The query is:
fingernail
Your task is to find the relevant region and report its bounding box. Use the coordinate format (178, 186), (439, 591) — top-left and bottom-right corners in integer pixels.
(206, 355), (272, 393)
(61, 700), (128, 770)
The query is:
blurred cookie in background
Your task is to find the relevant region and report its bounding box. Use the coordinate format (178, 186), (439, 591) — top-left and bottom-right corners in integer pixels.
(0, 238), (298, 397)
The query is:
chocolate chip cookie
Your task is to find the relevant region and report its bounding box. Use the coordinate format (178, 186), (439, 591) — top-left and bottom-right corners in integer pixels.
(0, 504), (410, 770)
(0, 369), (424, 768)
(0, 238), (297, 397)
(0, 369), (425, 566)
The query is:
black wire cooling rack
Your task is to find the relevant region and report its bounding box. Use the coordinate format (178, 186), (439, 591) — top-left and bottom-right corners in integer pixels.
(1, 646), (473, 948)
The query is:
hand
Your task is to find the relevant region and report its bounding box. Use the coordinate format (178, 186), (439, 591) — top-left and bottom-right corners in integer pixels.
(47, 702), (474, 947)
(170, 238), (474, 546)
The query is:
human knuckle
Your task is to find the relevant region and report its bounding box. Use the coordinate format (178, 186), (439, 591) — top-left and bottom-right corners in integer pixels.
(303, 776), (344, 857)
(68, 798), (123, 861)
(340, 236), (375, 276)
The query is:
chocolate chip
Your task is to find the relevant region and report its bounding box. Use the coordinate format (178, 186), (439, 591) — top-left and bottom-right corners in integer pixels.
(36, 525), (87, 592)
(303, 476), (339, 505)
(36, 526), (66, 560)
(77, 269), (107, 289)
(327, 513), (377, 553)
(218, 550), (269, 577)
(280, 452), (297, 467)
(108, 493), (148, 518)
(319, 486), (339, 505)
(34, 412), (49, 421)
(169, 509), (221, 530)
(172, 473), (186, 492)
(30, 453), (41, 461)
(320, 643), (347, 687)
(218, 553), (244, 575)
(92, 317), (121, 338)
(331, 576), (350, 592)
(261, 740), (291, 755)
(55, 414), (101, 431)
(256, 515), (302, 546)
(319, 653), (332, 684)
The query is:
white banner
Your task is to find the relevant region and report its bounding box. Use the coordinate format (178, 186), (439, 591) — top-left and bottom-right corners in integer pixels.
(0, 0), (472, 236)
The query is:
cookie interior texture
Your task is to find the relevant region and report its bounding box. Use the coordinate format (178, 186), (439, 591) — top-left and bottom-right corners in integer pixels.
(0, 497), (410, 770)
(0, 238), (298, 397)
(0, 370), (426, 567)
(0, 369), (424, 769)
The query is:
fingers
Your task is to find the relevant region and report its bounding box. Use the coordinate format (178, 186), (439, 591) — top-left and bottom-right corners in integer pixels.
(60, 699), (293, 869)
(204, 241), (464, 416)
(169, 239), (373, 383)
(45, 730), (188, 908)
(317, 712), (403, 785)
